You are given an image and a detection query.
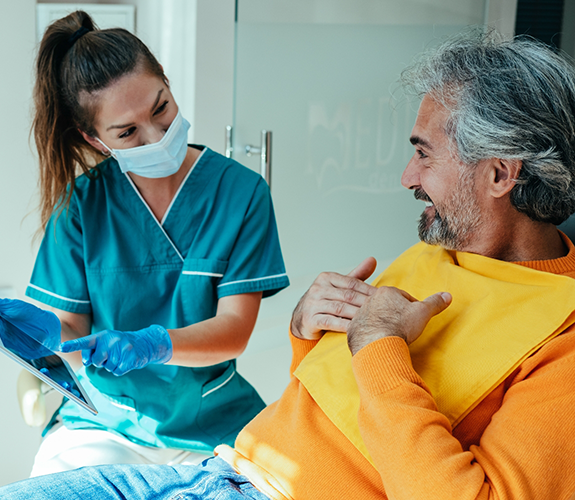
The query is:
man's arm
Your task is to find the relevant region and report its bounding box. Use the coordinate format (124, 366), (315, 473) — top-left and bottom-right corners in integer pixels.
(348, 287), (575, 498)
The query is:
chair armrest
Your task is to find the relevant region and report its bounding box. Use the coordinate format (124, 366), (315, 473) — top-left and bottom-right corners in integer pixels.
(17, 369), (47, 427)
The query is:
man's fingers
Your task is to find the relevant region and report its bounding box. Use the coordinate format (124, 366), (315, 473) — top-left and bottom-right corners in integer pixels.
(421, 292), (452, 318)
(321, 300), (361, 321)
(317, 272), (376, 300)
(315, 314), (351, 333)
(347, 257), (377, 283)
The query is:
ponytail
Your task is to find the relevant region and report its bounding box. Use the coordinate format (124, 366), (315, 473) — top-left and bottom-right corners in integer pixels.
(33, 11), (164, 231)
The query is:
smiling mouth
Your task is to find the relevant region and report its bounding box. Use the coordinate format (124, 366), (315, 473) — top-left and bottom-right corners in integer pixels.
(414, 188), (434, 208)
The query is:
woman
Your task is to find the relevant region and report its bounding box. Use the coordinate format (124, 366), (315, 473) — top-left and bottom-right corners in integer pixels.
(25, 10), (289, 476)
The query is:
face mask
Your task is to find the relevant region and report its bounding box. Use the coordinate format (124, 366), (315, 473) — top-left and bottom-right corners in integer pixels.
(96, 110), (191, 178)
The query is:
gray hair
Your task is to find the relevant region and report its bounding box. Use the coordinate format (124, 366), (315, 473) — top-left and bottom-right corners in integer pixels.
(401, 29), (575, 225)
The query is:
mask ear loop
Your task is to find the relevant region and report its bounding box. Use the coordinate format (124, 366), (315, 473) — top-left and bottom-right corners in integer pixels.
(95, 137), (115, 158)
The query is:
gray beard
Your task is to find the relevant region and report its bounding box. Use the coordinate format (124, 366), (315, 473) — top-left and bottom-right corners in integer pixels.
(417, 167), (481, 251)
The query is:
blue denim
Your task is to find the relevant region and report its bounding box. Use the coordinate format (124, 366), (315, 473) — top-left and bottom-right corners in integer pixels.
(0, 457), (270, 500)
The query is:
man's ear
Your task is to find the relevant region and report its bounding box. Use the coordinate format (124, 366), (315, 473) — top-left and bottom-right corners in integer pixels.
(79, 129), (108, 154)
(488, 158), (522, 199)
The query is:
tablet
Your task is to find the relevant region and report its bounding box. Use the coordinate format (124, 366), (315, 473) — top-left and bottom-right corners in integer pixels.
(0, 331), (98, 416)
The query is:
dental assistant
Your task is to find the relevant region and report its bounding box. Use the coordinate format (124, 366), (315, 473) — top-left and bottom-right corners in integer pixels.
(25, 11), (289, 476)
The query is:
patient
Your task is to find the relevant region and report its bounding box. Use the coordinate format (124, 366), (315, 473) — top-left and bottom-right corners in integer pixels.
(4, 29), (575, 499)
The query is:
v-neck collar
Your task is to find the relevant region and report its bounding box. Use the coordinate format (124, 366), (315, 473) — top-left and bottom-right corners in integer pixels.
(113, 146), (208, 265)
(160, 147), (207, 226)
(123, 173), (185, 262)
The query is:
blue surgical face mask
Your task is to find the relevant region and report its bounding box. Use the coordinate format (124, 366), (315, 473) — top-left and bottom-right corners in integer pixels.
(96, 110), (191, 178)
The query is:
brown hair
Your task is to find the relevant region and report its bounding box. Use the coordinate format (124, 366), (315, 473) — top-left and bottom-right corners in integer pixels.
(33, 10), (164, 230)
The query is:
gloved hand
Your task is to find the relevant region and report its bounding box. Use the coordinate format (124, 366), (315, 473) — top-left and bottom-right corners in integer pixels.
(60, 325), (173, 376)
(0, 298), (61, 359)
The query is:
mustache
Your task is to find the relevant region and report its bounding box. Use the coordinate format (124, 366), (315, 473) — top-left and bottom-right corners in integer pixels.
(414, 188), (432, 203)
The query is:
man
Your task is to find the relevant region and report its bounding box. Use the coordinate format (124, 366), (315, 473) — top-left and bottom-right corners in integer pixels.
(3, 30), (575, 499)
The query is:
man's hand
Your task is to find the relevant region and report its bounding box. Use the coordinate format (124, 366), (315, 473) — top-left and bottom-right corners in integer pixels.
(347, 286), (452, 355)
(290, 257), (378, 341)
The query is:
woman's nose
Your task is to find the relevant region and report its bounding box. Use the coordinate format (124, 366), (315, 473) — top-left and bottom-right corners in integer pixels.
(141, 125), (165, 146)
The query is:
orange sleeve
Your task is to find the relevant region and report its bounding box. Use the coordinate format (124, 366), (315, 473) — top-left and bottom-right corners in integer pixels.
(352, 335), (575, 499)
(288, 329), (319, 376)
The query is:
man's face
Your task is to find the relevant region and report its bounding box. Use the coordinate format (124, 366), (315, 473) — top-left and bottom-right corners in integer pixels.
(401, 95), (481, 251)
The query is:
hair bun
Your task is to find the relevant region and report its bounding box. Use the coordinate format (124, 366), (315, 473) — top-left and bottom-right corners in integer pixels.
(66, 26), (90, 51)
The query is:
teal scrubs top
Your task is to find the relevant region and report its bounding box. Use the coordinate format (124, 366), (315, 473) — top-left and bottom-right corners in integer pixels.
(26, 146), (289, 452)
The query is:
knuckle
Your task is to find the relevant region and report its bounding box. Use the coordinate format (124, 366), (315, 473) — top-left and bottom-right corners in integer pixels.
(317, 315), (334, 330)
(331, 300), (346, 317)
(345, 276), (360, 291)
(317, 272), (331, 283)
(343, 289), (357, 304)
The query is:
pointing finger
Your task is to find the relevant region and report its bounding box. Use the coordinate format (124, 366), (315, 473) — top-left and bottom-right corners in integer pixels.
(60, 336), (96, 353)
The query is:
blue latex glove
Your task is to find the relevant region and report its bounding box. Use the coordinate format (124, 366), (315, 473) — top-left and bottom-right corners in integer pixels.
(60, 325), (173, 376)
(0, 298), (61, 360)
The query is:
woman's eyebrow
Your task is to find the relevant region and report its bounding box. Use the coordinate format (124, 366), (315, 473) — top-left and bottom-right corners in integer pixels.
(106, 89), (164, 131)
(150, 89), (164, 112)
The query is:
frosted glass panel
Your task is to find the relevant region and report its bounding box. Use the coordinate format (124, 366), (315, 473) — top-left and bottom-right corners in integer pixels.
(234, 0), (487, 404)
(237, 0), (486, 25)
(234, 20), (485, 278)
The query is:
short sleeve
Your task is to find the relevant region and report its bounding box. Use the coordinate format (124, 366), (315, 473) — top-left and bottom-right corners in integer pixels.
(26, 194), (91, 314)
(217, 178), (289, 299)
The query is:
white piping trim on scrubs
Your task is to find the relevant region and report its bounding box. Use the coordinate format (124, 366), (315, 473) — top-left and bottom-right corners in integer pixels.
(124, 174), (185, 263)
(109, 401), (136, 412)
(202, 370), (236, 398)
(182, 271), (224, 278)
(27, 284), (90, 304)
(161, 147), (207, 226)
(217, 273), (288, 288)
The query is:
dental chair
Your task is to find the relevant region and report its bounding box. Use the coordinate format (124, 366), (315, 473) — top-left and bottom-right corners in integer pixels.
(17, 369), (57, 427)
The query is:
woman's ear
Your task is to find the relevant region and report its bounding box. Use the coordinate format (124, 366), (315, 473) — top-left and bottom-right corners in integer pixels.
(79, 129), (109, 155)
(488, 158), (522, 198)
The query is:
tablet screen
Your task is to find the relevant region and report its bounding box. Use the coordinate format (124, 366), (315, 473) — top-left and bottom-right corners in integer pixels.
(0, 329), (97, 416)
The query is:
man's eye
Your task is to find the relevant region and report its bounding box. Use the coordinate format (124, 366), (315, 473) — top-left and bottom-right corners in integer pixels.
(119, 127), (136, 139)
(417, 149), (427, 159)
(154, 101), (169, 115)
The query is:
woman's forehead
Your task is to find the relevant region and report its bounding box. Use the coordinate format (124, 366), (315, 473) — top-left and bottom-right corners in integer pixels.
(93, 71), (169, 129)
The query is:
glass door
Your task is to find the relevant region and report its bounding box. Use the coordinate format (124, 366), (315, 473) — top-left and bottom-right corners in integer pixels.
(234, 0), (487, 402)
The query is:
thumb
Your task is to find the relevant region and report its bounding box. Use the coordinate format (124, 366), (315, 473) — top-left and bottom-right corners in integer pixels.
(421, 292), (452, 318)
(347, 257), (377, 282)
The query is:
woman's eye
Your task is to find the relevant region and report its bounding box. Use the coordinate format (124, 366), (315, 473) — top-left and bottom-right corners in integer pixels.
(154, 101), (169, 115)
(119, 127), (136, 139)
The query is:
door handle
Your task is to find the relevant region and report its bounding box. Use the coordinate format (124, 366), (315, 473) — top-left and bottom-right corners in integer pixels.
(245, 130), (272, 188)
(225, 125), (233, 158)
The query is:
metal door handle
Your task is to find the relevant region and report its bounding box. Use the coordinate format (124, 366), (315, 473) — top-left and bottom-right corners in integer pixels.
(245, 130), (272, 187)
(225, 125), (233, 158)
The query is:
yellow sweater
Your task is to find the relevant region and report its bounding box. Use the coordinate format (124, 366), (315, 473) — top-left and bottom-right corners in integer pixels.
(218, 236), (575, 500)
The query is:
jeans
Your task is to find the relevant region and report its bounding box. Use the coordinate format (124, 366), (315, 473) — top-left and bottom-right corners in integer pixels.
(0, 456), (270, 500)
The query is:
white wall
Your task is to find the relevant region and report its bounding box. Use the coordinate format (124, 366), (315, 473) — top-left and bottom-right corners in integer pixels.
(487, 0), (518, 36)
(0, 0), (45, 487)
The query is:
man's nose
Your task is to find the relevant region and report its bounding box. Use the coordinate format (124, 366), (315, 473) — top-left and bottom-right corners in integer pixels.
(401, 155), (420, 189)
